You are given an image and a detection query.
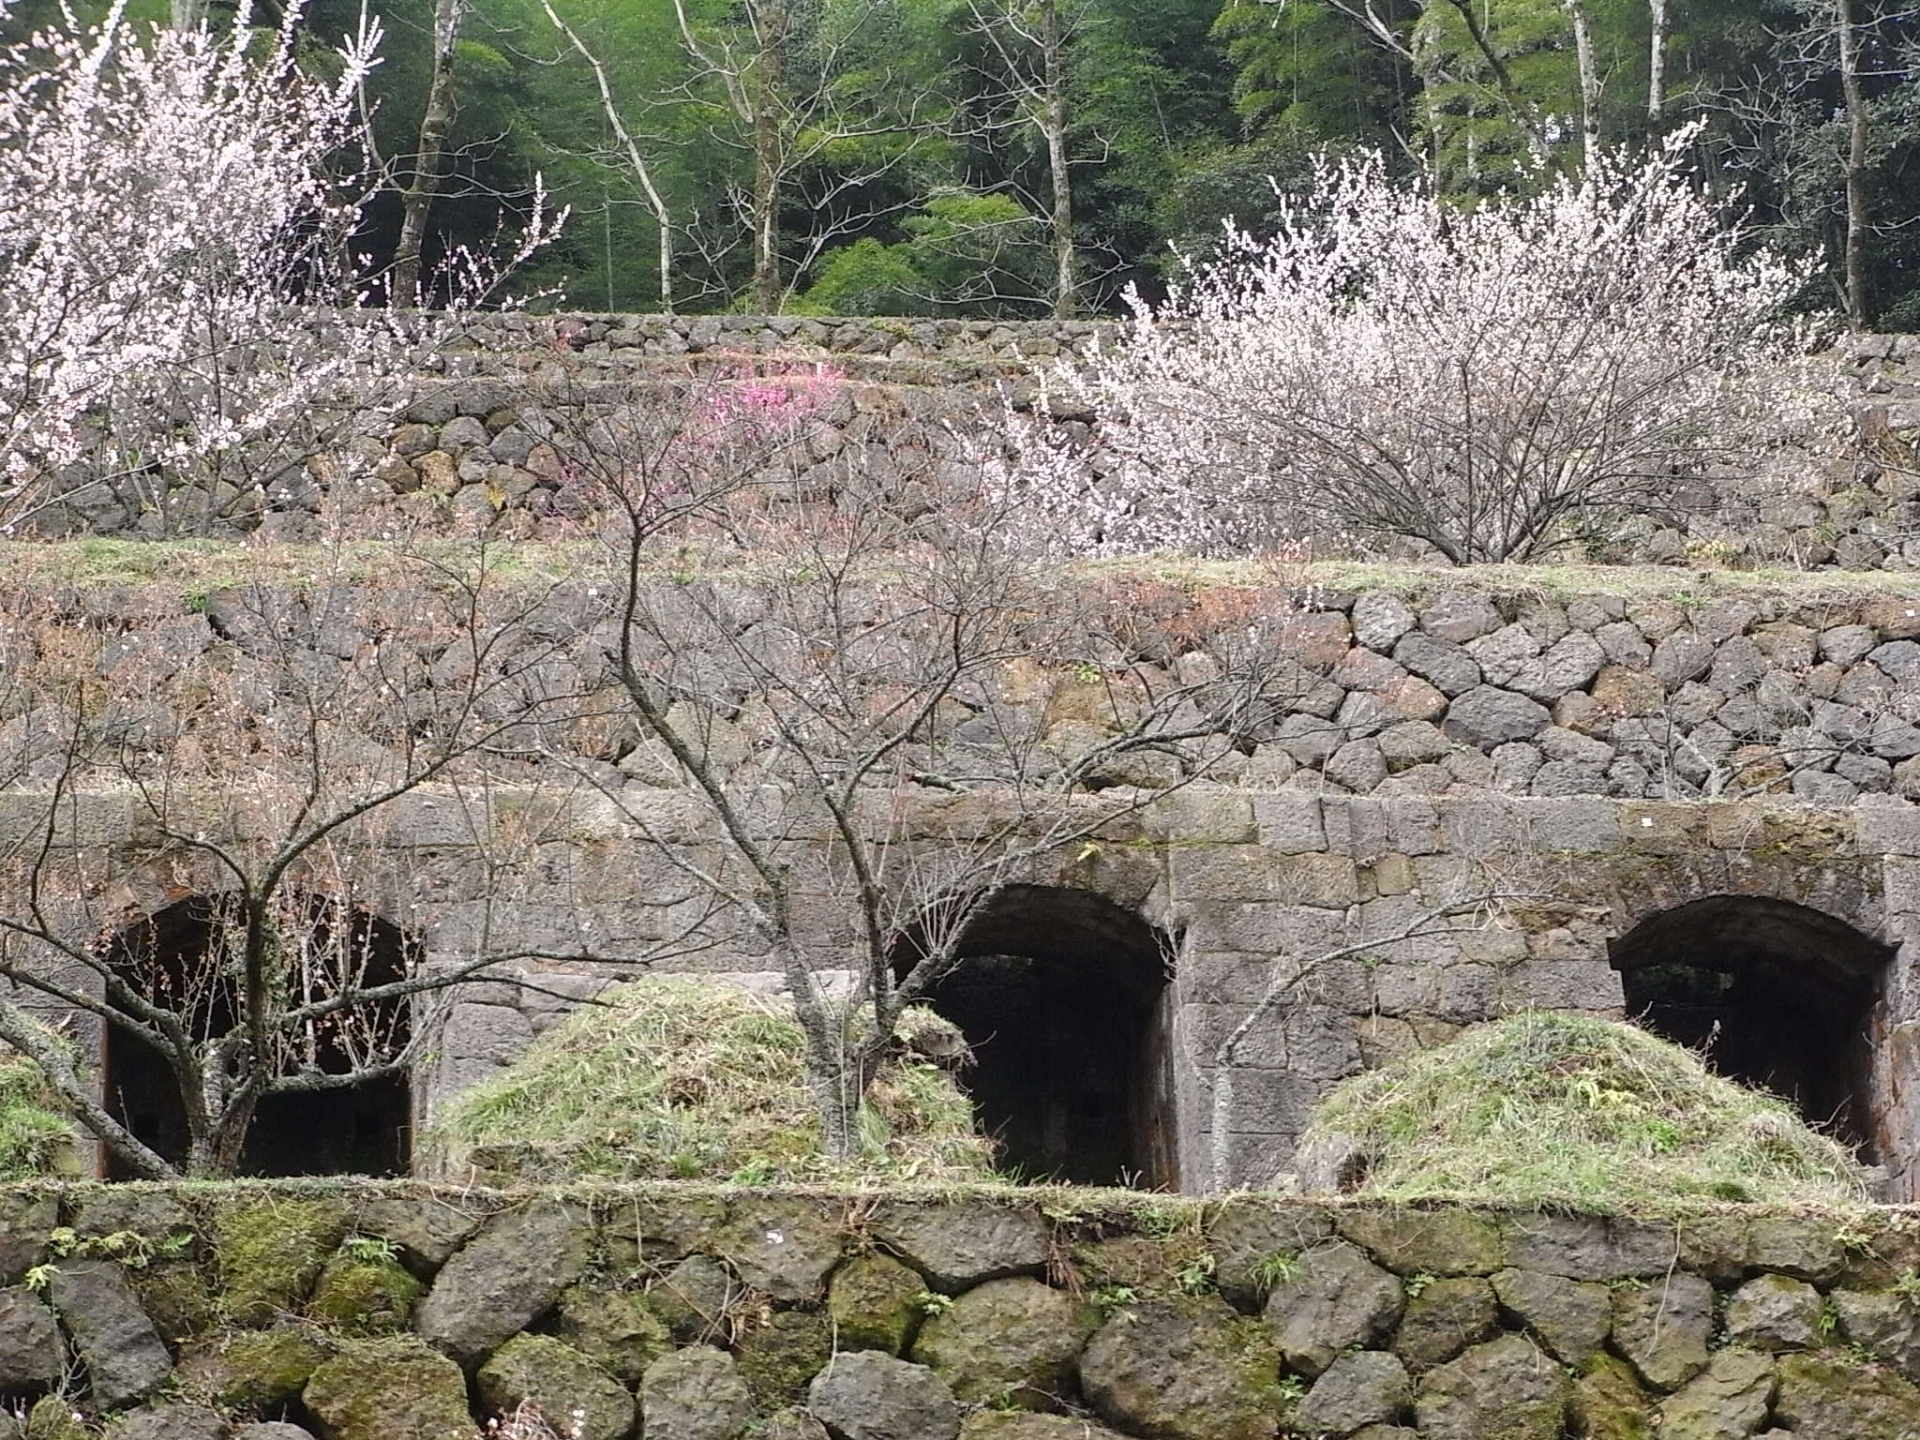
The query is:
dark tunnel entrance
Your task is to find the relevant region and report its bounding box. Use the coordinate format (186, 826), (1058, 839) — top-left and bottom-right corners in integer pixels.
(901, 885), (1178, 1189)
(1610, 895), (1891, 1154)
(100, 894), (416, 1178)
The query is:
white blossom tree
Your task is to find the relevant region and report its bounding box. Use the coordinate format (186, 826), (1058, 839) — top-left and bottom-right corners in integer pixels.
(0, 0), (556, 537)
(1012, 127), (1822, 564)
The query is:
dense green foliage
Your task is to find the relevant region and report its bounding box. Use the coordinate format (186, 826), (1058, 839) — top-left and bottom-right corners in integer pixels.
(6, 0), (1920, 318)
(1299, 1012), (1872, 1209)
(428, 977), (997, 1184)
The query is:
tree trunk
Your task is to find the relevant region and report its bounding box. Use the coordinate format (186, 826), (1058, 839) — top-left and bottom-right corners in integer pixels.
(170, 0), (210, 28)
(1563, 0), (1601, 164)
(392, 0), (466, 308)
(751, 0), (789, 313)
(1040, 0), (1075, 319)
(1838, 0), (1872, 329)
(1647, 0), (1669, 121)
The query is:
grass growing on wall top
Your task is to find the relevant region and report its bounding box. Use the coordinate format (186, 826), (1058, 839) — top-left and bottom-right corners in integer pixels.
(427, 977), (997, 1186)
(1296, 1012), (1872, 1210)
(0, 1047), (77, 1180)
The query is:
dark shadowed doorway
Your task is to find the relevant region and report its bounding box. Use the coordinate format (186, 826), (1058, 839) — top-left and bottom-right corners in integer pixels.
(99, 894), (416, 1178)
(902, 885), (1178, 1189)
(1610, 894), (1890, 1154)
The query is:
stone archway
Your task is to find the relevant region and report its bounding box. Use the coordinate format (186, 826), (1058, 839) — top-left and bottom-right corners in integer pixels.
(1609, 894), (1893, 1153)
(99, 893), (416, 1178)
(901, 885), (1178, 1189)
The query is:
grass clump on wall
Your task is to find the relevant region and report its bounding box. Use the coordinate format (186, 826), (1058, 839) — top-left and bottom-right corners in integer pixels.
(429, 977), (995, 1185)
(1296, 1011), (1871, 1209)
(0, 1045), (78, 1179)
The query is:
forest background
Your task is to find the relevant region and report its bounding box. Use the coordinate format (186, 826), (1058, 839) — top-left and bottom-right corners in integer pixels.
(3, 0), (1913, 325)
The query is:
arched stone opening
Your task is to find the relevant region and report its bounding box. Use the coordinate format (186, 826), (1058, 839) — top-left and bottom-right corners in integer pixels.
(899, 885), (1178, 1189)
(1609, 895), (1891, 1152)
(100, 893), (416, 1178)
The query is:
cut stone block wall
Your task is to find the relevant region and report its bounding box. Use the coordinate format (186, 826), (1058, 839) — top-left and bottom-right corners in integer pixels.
(1, 1183), (1918, 1440)
(12, 577), (1920, 1194)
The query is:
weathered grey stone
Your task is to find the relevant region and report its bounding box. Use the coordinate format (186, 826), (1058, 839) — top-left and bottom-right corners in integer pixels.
(0, 1286), (62, 1390)
(1772, 1352), (1920, 1440)
(48, 1261), (171, 1409)
(0, 1193), (55, 1284)
(1393, 1277), (1499, 1373)
(1657, 1350), (1776, 1440)
(872, 1202), (1048, 1293)
(1415, 1334), (1568, 1440)
(1393, 633), (1482, 696)
(476, 1334), (634, 1440)
(641, 1346), (755, 1440)
(232, 1427), (317, 1440)
(1353, 593), (1418, 651)
(415, 1199), (594, 1364)
(1264, 1241), (1405, 1378)
(1490, 1268), (1609, 1365)
(1420, 593), (1503, 644)
(1745, 1217), (1847, 1283)
(827, 1253), (926, 1355)
(103, 1406), (228, 1440)
(648, 1255), (739, 1342)
(1327, 738), (1389, 791)
(1443, 686), (1551, 746)
(1295, 1351), (1412, 1436)
(713, 1198), (843, 1301)
(1335, 1209), (1506, 1278)
(553, 1284), (673, 1385)
(1724, 1273), (1822, 1351)
(1653, 633), (1716, 688)
(1570, 1353), (1652, 1440)
(808, 1351), (959, 1440)
(1822, 625), (1878, 664)
(1209, 1203), (1336, 1308)
(910, 1278), (1089, 1408)
(1467, 624), (1542, 687)
(303, 1336), (476, 1440)
(1079, 1297), (1281, 1440)
(957, 1415), (1128, 1440)
(1833, 1287), (1920, 1375)
(1502, 1213), (1677, 1281)
(1611, 1274), (1714, 1392)
(350, 1197), (484, 1275)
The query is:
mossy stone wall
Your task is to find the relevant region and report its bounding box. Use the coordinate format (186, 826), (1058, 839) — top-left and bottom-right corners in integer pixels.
(3, 1183), (1920, 1439)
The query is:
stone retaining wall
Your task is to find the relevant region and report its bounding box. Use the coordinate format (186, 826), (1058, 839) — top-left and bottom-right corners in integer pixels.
(0, 1184), (1917, 1440)
(15, 575), (1920, 1195)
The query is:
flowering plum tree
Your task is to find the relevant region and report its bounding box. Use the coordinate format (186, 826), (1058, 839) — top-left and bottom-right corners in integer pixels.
(1015, 128), (1821, 564)
(0, 0), (555, 537)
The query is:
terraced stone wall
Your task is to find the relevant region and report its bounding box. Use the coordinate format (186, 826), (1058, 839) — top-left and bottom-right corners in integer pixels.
(15, 577), (1920, 1193)
(0, 1184), (1917, 1440)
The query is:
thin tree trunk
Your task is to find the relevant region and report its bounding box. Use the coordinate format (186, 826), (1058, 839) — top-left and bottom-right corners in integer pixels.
(1563, 0), (1601, 163)
(1647, 0), (1669, 122)
(1040, 0), (1075, 318)
(1838, 0), (1872, 329)
(1442, 0), (1547, 154)
(170, 0), (210, 28)
(751, 0), (788, 313)
(392, 0), (467, 308)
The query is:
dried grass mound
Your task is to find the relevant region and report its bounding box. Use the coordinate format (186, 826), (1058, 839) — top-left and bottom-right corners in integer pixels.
(429, 976), (995, 1185)
(1292, 1011), (1872, 1209)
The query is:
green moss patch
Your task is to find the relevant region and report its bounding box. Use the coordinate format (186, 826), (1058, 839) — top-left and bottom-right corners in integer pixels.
(213, 1197), (350, 1325)
(1295, 1012), (1872, 1210)
(0, 1045), (78, 1181)
(307, 1251), (421, 1334)
(427, 977), (993, 1184)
